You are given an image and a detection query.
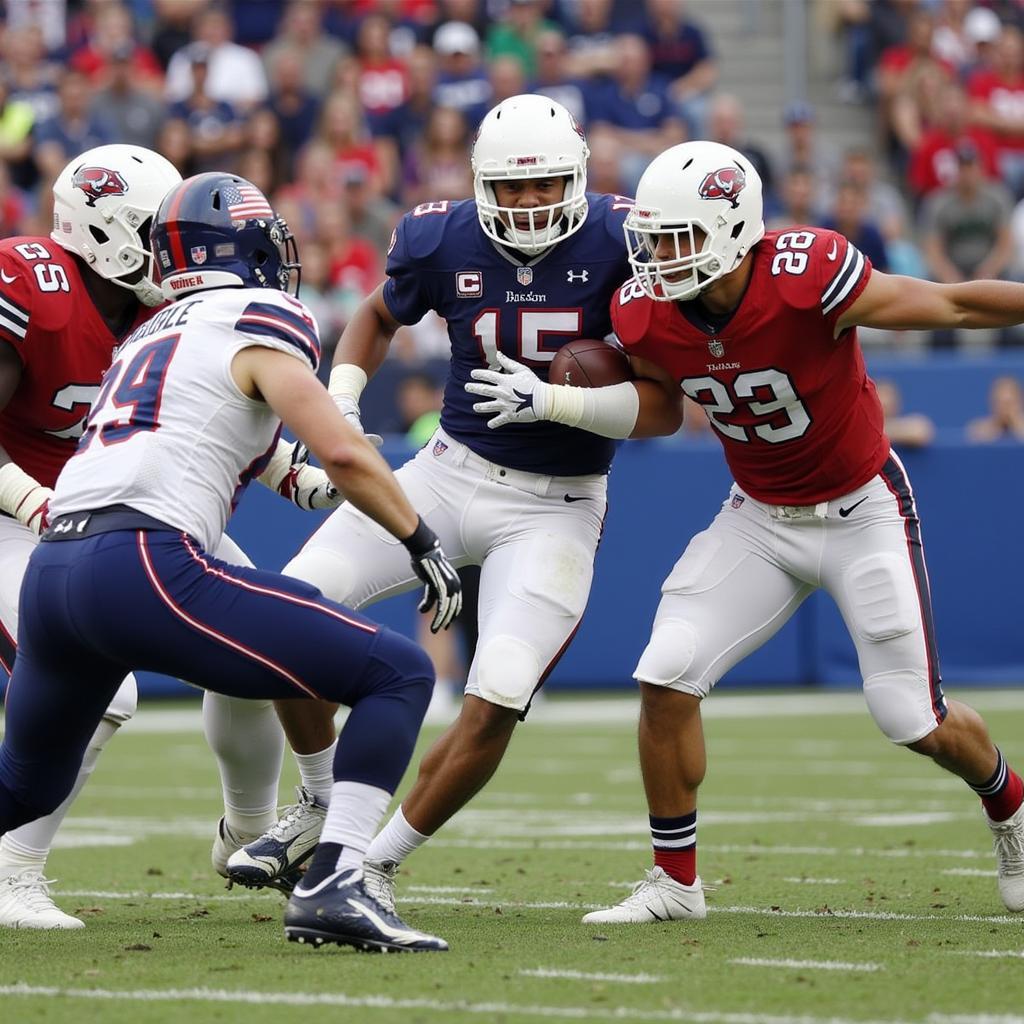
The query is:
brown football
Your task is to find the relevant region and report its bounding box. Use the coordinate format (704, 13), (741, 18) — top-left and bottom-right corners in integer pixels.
(549, 339), (634, 387)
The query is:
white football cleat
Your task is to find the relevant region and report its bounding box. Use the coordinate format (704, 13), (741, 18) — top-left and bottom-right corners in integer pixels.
(211, 816), (261, 879)
(226, 787), (325, 894)
(582, 867), (707, 924)
(0, 870), (85, 930)
(986, 803), (1024, 912)
(362, 859), (398, 913)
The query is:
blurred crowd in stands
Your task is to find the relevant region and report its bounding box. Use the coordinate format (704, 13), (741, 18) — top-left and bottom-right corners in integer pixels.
(0, 0), (1021, 443)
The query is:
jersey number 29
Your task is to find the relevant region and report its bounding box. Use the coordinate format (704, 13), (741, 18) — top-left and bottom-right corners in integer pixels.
(80, 336), (178, 449)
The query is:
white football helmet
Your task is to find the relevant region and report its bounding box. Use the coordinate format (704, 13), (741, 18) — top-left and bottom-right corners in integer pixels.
(625, 141), (765, 302)
(471, 94), (589, 256)
(51, 144), (182, 306)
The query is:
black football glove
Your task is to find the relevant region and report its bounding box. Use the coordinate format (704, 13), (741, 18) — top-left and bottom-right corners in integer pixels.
(402, 518), (463, 632)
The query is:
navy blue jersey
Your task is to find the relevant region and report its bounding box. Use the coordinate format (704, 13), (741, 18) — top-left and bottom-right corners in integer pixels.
(383, 193), (633, 475)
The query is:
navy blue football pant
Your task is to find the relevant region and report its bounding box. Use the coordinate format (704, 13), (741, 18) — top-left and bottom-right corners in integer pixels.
(0, 528), (434, 832)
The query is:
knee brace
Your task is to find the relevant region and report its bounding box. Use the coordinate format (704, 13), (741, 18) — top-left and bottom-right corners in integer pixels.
(863, 670), (938, 745)
(102, 674), (138, 727)
(475, 634), (542, 710)
(284, 546), (362, 607)
(634, 618), (703, 693)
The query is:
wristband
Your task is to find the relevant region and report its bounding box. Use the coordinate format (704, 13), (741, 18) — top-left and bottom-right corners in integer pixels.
(401, 516), (437, 557)
(329, 363), (369, 402)
(0, 461), (48, 523)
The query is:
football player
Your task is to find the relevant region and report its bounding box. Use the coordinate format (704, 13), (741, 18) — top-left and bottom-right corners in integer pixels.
(0, 172), (461, 952)
(222, 95), (685, 906)
(470, 139), (1024, 922)
(0, 147), (341, 929)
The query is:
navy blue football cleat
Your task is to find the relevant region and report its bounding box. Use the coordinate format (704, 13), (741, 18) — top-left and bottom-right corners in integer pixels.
(284, 868), (449, 953)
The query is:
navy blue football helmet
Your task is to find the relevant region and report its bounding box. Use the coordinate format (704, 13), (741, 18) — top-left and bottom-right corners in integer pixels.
(151, 172), (300, 300)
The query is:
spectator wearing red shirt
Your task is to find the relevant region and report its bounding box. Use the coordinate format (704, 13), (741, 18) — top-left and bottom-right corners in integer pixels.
(70, 3), (163, 94)
(910, 81), (1000, 199)
(355, 14), (410, 133)
(316, 200), (381, 301)
(968, 25), (1024, 195)
(877, 10), (954, 158)
(316, 90), (388, 198)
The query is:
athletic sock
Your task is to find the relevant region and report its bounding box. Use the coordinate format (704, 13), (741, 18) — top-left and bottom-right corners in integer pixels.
(202, 693), (284, 835)
(971, 749), (1024, 822)
(0, 717), (119, 877)
(650, 811), (697, 886)
(364, 805), (430, 867)
(294, 742), (338, 806)
(300, 841), (344, 888)
(318, 780), (391, 870)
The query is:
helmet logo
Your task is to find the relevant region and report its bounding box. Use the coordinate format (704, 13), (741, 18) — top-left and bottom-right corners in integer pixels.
(191, 245), (207, 265)
(72, 166), (128, 207)
(698, 165), (747, 209)
(569, 114), (586, 141)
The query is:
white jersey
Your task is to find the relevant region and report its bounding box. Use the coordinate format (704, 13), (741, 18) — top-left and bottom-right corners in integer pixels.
(50, 287), (320, 550)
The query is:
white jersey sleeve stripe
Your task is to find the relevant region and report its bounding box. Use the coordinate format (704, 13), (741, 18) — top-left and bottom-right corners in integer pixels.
(0, 293), (29, 326)
(822, 247), (866, 316)
(821, 241), (857, 308)
(0, 311), (27, 340)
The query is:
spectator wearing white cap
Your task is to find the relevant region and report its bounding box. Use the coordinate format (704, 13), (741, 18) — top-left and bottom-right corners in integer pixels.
(432, 21), (492, 129)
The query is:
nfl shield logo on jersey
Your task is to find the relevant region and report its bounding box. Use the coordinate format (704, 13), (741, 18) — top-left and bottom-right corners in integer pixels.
(191, 246), (207, 265)
(731, 494), (745, 509)
(708, 338), (725, 358)
(517, 266), (533, 286)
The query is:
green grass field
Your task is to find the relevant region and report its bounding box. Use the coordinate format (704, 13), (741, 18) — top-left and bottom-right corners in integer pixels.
(2, 690), (1024, 1024)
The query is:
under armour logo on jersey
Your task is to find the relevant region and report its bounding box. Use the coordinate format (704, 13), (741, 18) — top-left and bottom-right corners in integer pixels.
(567, 270), (589, 283)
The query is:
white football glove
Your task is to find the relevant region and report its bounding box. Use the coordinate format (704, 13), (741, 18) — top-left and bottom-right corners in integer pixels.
(465, 351), (554, 429)
(0, 462), (53, 535)
(258, 439), (344, 511)
(333, 392), (383, 449)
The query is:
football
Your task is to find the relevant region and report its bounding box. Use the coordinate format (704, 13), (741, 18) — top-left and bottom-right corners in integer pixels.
(549, 339), (634, 387)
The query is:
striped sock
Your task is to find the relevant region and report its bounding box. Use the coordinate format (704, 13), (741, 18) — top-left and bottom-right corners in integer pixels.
(970, 749), (1024, 823)
(650, 811), (697, 886)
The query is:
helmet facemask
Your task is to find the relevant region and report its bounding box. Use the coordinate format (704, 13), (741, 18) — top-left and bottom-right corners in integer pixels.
(474, 163), (588, 256)
(471, 94), (590, 257)
(625, 213), (730, 302)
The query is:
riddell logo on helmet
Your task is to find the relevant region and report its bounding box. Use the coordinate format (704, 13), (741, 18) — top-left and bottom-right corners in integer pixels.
(514, 156), (539, 166)
(697, 165), (747, 209)
(72, 166), (128, 207)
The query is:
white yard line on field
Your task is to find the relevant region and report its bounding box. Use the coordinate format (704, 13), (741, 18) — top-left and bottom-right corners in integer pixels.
(53, 887), (1022, 924)
(4, 983), (1022, 1024)
(729, 958), (883, 972)
(5, 983), (1014, 1024)
(954, 950), (1024, 959)
(941, 868), (997, 877)
(519, 968), (664, 984)
(782, 878), (844, 885)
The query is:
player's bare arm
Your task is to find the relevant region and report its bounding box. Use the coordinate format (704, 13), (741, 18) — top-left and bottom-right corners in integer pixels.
(839, 269), (1024, 334)
(325, 283), (400, 448)
(628, 353), (686, 438)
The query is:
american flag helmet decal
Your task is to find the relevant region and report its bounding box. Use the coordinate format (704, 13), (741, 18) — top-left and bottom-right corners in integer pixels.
(223, 183), (274, 221)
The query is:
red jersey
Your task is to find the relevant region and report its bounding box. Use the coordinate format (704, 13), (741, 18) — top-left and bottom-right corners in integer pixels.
(612, 228), (886, 505)
(908, 127), (1000, 195)
(0, 237), (153, 487)
(967, 70), (1024, 151)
